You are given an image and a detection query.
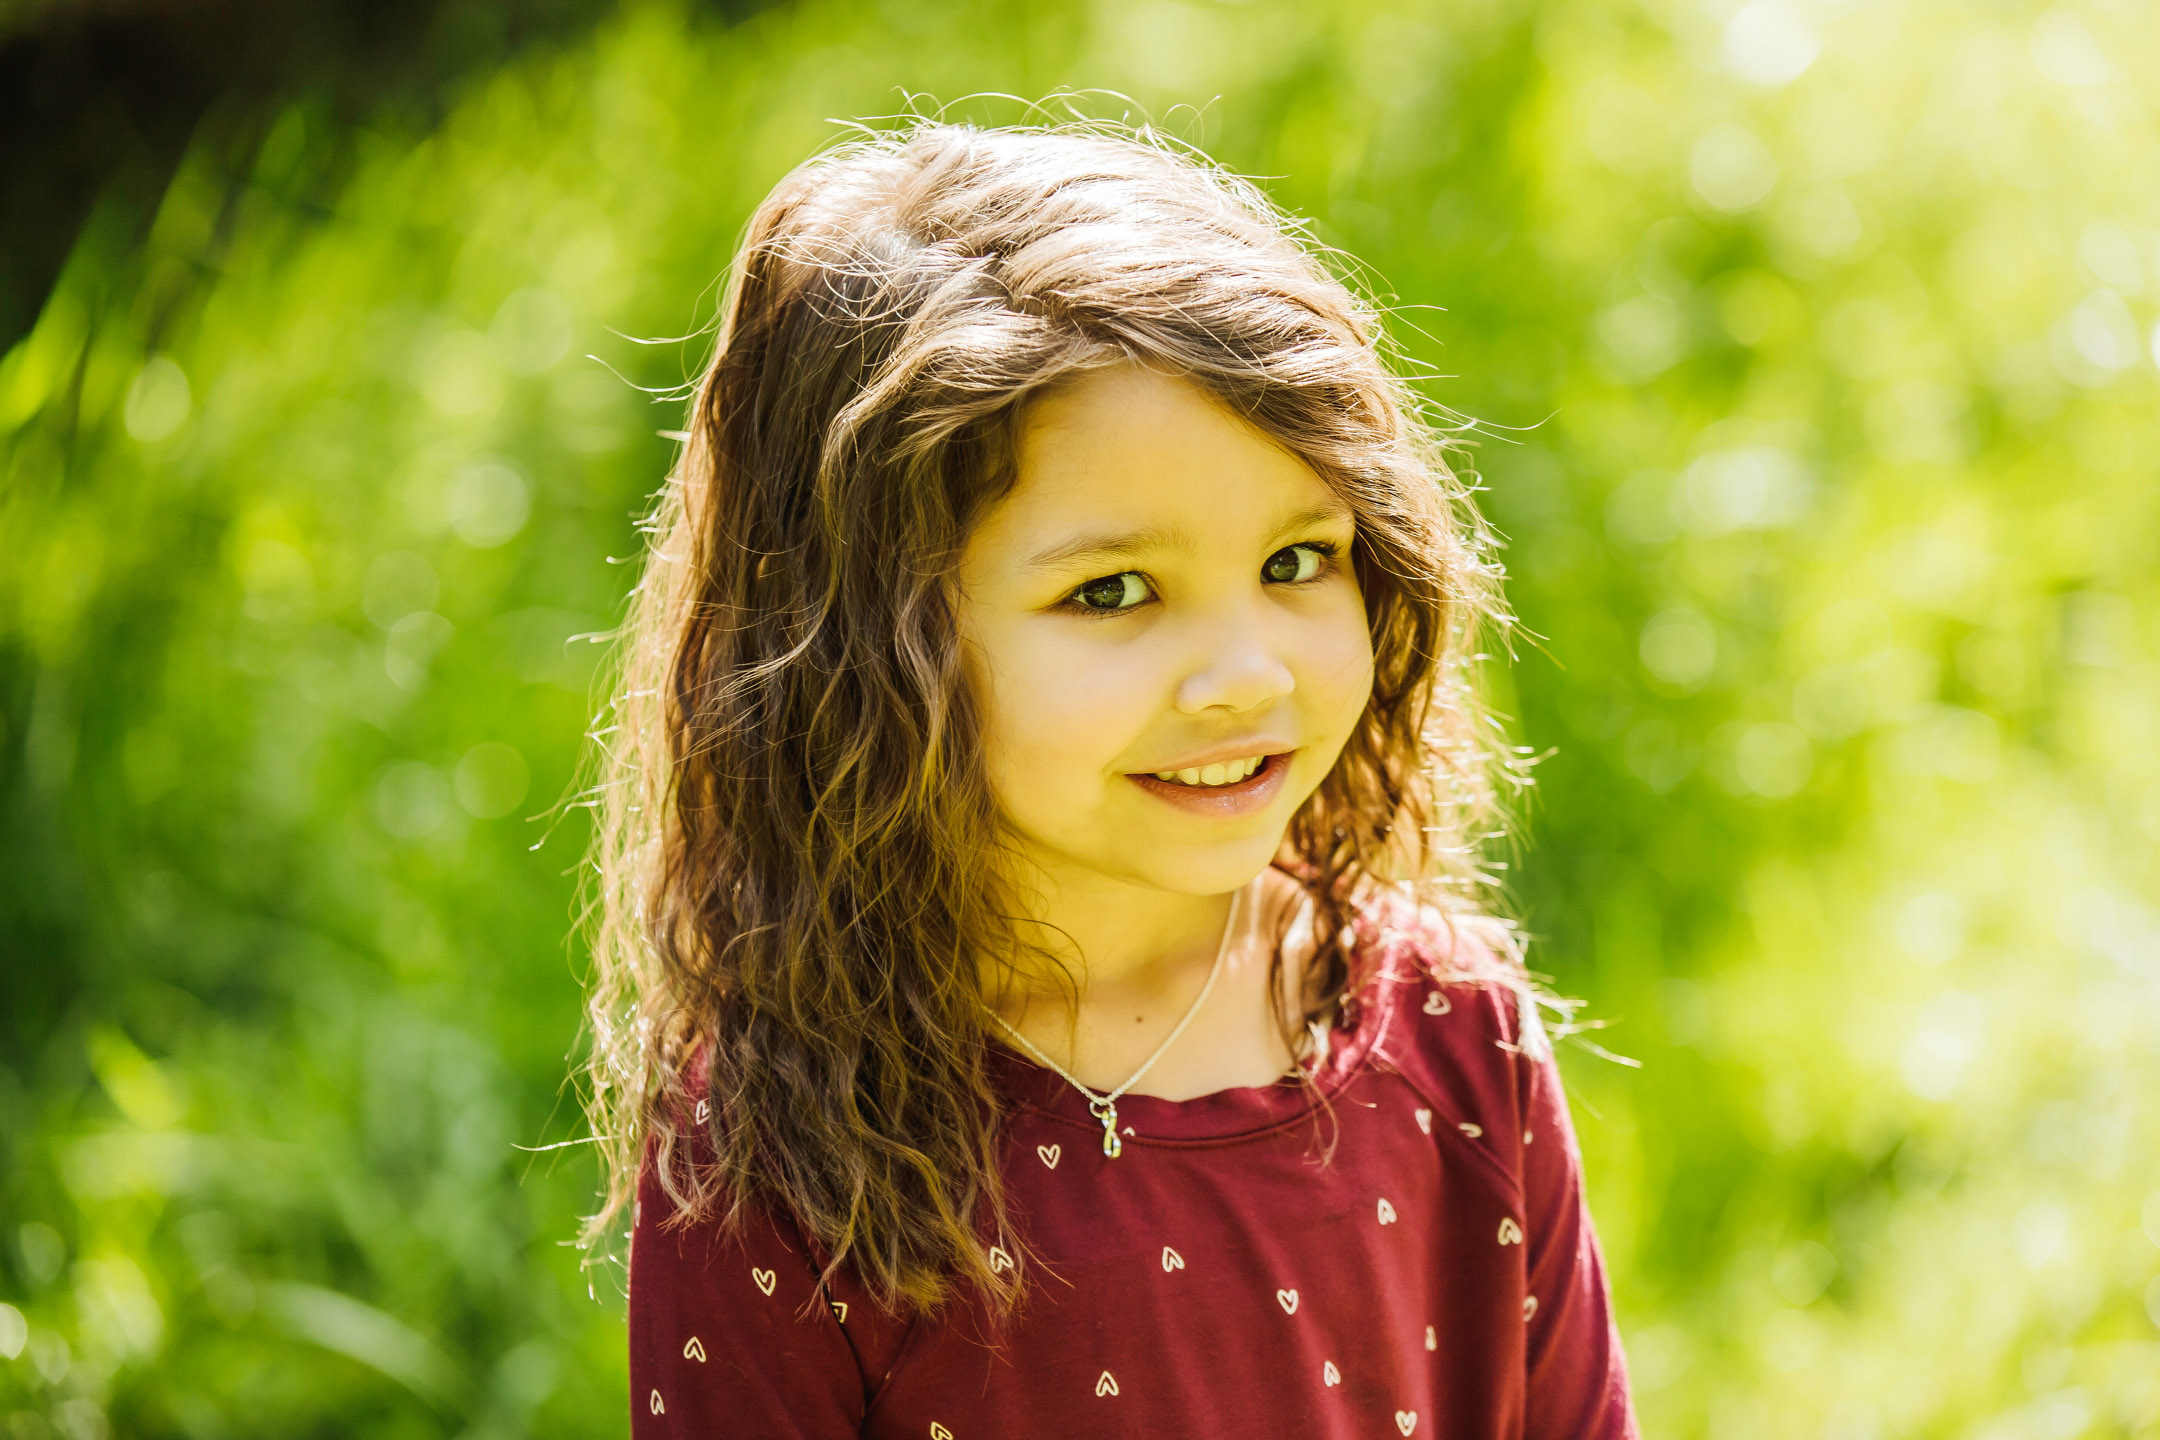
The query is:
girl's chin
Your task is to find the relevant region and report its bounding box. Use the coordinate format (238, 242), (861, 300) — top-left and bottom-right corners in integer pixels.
(1098, 844), (1286, 901)
(1019, 825), (1289, 901)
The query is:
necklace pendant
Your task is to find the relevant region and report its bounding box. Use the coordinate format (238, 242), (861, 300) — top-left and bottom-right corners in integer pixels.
(1092, 1099), (1123, 1159)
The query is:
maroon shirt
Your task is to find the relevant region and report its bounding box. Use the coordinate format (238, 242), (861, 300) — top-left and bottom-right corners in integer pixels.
(629, 910), (1639, 1439)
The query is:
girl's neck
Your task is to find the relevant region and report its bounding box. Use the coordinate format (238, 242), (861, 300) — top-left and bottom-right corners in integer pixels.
(983, 867), (1316, 1098)
(1000, 874), (1243, 1010)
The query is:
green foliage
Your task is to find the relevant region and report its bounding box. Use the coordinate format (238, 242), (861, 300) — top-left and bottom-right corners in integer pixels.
(4, 0), (2158, 1435)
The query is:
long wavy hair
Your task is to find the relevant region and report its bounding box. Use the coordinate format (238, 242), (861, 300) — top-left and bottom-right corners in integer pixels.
(578, 118), (1526, 1317)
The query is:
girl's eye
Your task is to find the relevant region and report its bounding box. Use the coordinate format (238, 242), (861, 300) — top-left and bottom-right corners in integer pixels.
(1263, 543), (1331, 585)
(1071, 572), (1150, 612)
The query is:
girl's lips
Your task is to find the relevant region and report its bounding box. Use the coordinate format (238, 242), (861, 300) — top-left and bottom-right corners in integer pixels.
(1125, 751), (1292, 817)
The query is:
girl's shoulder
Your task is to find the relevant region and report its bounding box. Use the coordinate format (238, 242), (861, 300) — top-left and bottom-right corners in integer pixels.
(1346, 895), (1557, 1102)
(1337, 898), (1583, 1221)
(1350, 894), (1525, 985)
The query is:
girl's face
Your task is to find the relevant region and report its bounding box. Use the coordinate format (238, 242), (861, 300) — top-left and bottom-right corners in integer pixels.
(956, 363), (1376, 901)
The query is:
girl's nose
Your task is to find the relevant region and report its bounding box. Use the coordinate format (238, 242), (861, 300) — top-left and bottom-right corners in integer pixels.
(1173, 626), (1296, 716)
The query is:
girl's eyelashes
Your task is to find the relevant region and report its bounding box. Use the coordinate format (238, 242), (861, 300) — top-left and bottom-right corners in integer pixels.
(1262, 540), (1338, 585)
(1058, 541), (1341, 616)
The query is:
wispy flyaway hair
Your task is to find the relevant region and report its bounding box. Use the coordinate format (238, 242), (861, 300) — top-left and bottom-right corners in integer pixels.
(580, 118), (1522, 1315)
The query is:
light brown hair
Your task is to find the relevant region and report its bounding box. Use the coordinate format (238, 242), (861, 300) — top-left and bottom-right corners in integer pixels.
(579, 118), (1525, 1316)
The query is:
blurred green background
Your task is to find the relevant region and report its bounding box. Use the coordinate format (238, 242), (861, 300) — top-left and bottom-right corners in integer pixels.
(4, 0), (2158, 1435)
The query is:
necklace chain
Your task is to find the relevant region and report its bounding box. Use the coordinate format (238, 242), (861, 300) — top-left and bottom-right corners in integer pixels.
(990, 887), (1244, 1159)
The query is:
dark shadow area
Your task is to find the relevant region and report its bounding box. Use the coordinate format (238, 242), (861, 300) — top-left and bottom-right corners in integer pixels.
(0, 0), (764, 354)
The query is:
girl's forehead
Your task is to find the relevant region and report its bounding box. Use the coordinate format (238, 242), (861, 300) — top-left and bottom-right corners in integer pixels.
(995, 365), (1349, 536)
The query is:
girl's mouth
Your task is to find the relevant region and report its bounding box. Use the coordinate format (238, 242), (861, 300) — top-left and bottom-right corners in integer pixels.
(1126, 751), (1292, 816)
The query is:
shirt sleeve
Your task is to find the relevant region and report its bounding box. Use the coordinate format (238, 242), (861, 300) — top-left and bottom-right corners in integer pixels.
(1516, 1028), (1641, 1440)
(628, 1151), (869, 1439)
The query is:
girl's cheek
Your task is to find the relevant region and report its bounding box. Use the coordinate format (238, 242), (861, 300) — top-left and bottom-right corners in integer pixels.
(1303, 593), (1376, 719)
(1008, 634), (1156, 764)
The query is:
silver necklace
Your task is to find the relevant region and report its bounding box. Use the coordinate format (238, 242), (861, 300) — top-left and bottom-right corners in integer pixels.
(990, 887), (1244, 1159)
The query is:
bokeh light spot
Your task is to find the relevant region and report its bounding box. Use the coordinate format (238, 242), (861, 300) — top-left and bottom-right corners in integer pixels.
(455, 742), (530, 820)
(1722, 1), (1819, 88)
(1690, 124), (1779, 212)
(449, 463), (531, 549)
(1641, 608), (1718, 689)
(124, 357), (192, 442)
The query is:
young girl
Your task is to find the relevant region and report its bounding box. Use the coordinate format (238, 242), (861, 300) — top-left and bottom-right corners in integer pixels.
(583, 120), (1639, 1438)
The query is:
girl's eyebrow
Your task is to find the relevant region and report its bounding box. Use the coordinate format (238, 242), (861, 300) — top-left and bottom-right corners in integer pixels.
(1022, 504), (1354, 574)
(1264, 503), (1357, 544)
(1022, 523), (1189, 572)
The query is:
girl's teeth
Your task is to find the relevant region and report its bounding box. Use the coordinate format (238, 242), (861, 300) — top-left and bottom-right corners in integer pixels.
(1151, 757), (1264, 786)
